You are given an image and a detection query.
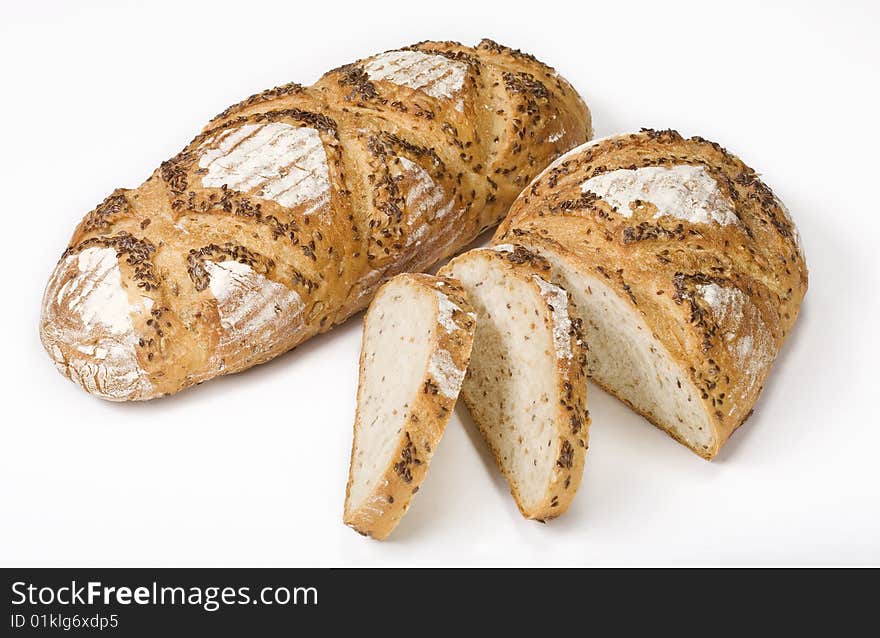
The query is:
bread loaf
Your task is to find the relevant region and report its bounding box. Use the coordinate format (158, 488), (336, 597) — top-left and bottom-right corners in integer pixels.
(40, 39), (591, 401)
(344, 273), (475, 539)
(439, 245), (589, 519)
(495, 129), (807, 459)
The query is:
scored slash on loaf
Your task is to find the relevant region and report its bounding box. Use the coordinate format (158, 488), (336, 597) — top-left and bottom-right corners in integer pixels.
(40, 39), (591, 401)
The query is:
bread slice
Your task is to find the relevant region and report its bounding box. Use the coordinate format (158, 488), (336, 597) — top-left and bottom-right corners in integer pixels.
(438, 245), (589, 521)
(344, 273), (476, 539)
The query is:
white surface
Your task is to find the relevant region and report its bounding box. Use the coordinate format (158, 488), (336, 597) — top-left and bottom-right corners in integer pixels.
(1, 0), (878, 566)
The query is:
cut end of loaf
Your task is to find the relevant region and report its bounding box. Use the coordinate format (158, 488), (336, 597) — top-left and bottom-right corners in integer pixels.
(515, 243), (719, 459)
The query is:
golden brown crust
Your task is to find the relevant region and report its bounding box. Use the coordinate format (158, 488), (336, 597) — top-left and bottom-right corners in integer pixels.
(439, 246), (589, 520)
(40, 40), (591, 401)
(495, 129), (808, 458)
(343, 274), (476, 540)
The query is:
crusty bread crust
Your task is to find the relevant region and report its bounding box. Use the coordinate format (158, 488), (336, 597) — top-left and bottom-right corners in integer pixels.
(495, 129), (808, 459)
(40, 39), (591, 401)
(439, 246), (589, 520)
(343, 274), (475, 540)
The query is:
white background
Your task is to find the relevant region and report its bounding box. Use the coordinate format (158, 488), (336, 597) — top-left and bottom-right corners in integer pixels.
(2, 0), (878, 566)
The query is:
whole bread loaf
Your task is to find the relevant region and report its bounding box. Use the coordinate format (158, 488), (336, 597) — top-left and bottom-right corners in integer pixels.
(40, 40), (591, 400)
(495, 129), (807, 459)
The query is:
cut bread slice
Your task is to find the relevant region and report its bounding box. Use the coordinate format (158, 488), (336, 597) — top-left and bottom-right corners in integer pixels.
(344, 273), (476, 540)
(438, 245), (590, 521)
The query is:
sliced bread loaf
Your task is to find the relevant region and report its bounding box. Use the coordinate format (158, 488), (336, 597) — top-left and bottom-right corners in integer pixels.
(439, 245), (589, 521)
(344, 273), (476, 539)
(495, 129), (808, 459)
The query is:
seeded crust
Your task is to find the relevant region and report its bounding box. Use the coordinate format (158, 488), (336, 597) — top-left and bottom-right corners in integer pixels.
(495, 129), (808, 459)
(438, 246), (589, 520)
(40, 39), (591, 401)
(344, 274), (475, 540)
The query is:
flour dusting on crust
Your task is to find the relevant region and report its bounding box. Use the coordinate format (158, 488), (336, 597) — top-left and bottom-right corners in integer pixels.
(533, 275), (573, 360)
(427, 348), (465, 398)
(397, 157), (454, 247)
(435, 292), (460, 334)
(199, 123), (330, 214)
(364, 50), (467, 101)
(583, 165), (738, 226)
(697, 283), (745, 327)
(41, 246), (152, 400)
(205, 260), (304, 356)
(698, 282), (774, 399)
(399, 158), (452, 221)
